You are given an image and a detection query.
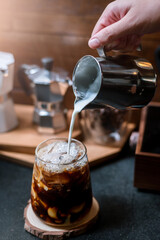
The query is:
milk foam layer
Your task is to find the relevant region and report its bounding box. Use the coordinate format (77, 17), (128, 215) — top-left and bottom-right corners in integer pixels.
(36, 140), (87, 172)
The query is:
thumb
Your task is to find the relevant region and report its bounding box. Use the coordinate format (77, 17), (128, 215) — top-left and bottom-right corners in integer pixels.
(88, 15), (134, 49)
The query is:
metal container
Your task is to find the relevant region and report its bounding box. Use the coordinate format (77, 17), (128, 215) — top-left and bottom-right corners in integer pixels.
(80, 107), (131, 146)
(72, 48), (157, 110)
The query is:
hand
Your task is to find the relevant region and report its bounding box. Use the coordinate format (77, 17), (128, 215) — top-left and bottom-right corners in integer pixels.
(88, 0), (160, 52)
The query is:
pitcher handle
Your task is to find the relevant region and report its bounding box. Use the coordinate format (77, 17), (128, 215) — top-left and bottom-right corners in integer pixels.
(97, 44), (142, 58)
(97, 47), (107, 58)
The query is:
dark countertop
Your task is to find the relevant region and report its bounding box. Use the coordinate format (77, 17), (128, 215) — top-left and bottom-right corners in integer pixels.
(0, 151), (160, 240)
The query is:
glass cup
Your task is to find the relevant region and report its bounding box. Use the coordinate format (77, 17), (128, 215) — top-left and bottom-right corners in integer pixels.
(80, 107), (131, 147)
(31, 138), (93, 226)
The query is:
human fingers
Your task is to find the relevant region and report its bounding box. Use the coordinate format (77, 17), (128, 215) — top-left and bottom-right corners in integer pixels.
(91, 0), (128, 37)
(91, 4), (114, 37)
(104, 34), (141, 52)
(88, 14), (134, 49)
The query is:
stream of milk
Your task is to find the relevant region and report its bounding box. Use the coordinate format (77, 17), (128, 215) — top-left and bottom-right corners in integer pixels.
(67, 78), (100, 154)
(67, 99), (90, 154)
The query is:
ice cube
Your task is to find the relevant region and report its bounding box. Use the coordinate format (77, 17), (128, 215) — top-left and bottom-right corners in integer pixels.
(59, 153), (74, 165)
(36, 140), (85, 172)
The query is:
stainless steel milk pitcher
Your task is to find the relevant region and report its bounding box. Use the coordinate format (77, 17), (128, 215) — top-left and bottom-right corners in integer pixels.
(72, 47), (157, 109)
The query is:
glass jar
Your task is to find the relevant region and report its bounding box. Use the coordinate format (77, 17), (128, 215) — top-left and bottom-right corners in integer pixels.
(80, 107), (131, 147)
(31, 138), (92, 226)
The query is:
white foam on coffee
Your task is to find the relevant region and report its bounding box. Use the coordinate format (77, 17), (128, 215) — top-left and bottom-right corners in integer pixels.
(36, 141), (86, 172)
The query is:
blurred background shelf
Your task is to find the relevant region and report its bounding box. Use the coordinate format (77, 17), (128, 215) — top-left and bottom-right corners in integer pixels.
(0, 104), (81, 154)
(0, 104), (135, 168)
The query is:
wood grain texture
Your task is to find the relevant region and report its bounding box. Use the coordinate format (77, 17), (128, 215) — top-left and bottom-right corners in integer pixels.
(0, 0), (160, 106)
(0, 0), (107, 100)
(0, 104), (81, 154)
(0, 104), (135, 168)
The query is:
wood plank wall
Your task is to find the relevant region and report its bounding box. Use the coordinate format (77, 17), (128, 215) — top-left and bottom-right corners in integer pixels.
(0, 0), (160, 105)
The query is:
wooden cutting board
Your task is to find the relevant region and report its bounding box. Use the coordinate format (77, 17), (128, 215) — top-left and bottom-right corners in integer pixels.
(0, 104), (135, 168)
(0, 142), (121, 168)
(0, 104), (81, 154)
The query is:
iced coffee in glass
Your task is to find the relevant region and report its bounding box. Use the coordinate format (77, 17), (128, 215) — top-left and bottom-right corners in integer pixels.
(31, 138), (92, 226)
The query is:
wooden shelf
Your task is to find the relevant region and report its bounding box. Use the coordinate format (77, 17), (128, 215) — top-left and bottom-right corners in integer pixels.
(0, 104), (135, 168)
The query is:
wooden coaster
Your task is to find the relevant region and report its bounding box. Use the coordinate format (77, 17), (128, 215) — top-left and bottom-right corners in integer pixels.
(24, 198), (99, 240)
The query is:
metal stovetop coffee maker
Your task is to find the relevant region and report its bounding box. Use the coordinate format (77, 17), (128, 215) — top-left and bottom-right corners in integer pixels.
(72, 47), (157, 110)
(0, 51), (18, 132)
(19, 57), (71, 134)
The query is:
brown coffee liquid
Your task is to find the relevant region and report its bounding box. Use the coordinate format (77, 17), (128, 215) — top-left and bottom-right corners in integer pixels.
(31, 160), (92, 225)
